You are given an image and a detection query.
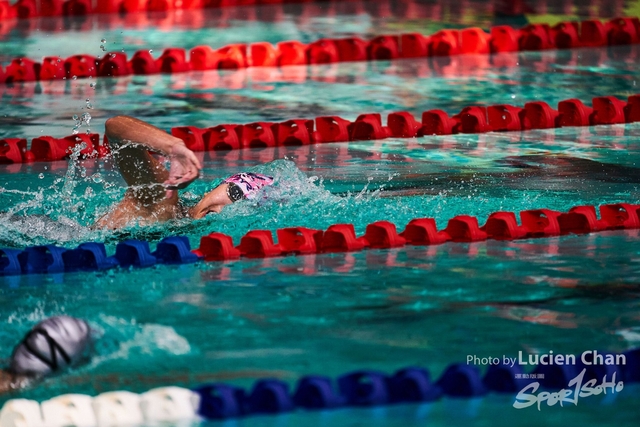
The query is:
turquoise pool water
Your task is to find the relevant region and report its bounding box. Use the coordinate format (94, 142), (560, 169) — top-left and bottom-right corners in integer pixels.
(2, 2), (640, 426)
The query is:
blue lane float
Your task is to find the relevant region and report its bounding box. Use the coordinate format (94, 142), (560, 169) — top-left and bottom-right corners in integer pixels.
(189, 347), (640, 421)
(0, 348), (637, 423)
(435, 364), (487, 397)
(2, 202), (640, 277)
(293, 376), (346, 409)
(337, 371), (391, 406)
(63, 242), (119, 271)
(389, 368), (442, 402)
(192, 384), (247, 420)
(623, 348), (640, 382)
(114, 240), (157, 268)
(17, 245), (67, 274)
(482, 363), (527, 393)
(532, 363), (577, 390)
(0, 236), (201, 276)
(248, 380), (295, 414)
(152, 236), (201, 264)
(0, 248), (22, 276)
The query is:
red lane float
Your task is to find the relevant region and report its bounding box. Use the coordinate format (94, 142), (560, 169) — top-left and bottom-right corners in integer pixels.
(238, 230), (283, 258)
(65, 54), (98, 79)
(40, 57), (66, 80)
(486, 105), (523, 131)
(2, 93), (640, 165)
(600, 203), (640, 229)
(363, 221), (406, 248)
(321, 224), (369, 252)
(205, 125), (241, 150)
(400, 218), (450, 245)
(190, 203), (640, 263)
(274, 120), (314, 146)
(349, 114), (391, 141)
(313, 116), (351, 143)
(171, 127), (208, 152)
(335, 37), (368, 62)
(558, 205), (610, 234)
(238, 122), (276, 148)
(419, 110), (460, 136)
(482, 212), (528, 240)
(277, 227), (323, 254)
(455, 106), (490, 133)
(399, 33), (429, 58)
(625, 95), (640, 122)
(1, 0), (634, 22)
(1, 134), (105, 163)
(591, 96), (626, 125)
(519, 209), (562, 237)
(557, 99), (593, 127)
(444, 215), (488, 242)
(551, 22), (580, 49)
(98, 52), (131, 77)
(2, 16), (640, 85)
(5, 203), (640, 274)
(0, 138), (27, 164)
(307, 39), (340, 64)
(193, 233), (241, 261)
(190, 44), (248, 70)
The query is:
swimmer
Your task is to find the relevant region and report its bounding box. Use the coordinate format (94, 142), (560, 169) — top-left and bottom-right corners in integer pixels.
(0, 316), (91, 395)
(93, 116), (274, 229)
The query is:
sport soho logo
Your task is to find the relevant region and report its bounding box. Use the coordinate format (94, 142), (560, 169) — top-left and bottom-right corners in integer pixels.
(466, 350), (626, 410)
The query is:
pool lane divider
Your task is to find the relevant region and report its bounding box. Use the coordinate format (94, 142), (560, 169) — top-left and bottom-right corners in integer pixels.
(2, 0), (366, 19)
(1, 16), (639, 86)
(0, 346), (639, 425)
(1, 202), (639, 276)
(0, 0), (626, 20)
(2, 92), (640, 165)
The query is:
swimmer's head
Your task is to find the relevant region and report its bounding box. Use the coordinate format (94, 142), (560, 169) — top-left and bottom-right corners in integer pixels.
(9, 316), (91, 377)
(188, 183), (234, 219)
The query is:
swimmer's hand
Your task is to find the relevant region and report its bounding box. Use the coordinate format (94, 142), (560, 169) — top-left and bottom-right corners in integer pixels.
(164, 144), (202, 198)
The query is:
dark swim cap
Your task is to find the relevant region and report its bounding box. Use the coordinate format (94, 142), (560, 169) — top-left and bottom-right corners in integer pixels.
(9, 316), (91, 377)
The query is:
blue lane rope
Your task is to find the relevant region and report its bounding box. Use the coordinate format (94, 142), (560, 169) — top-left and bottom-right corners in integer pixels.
(2, 202), (640, 277)
(0, 237), (201, 276)
(2, 349), (636, 422)
(192, 347), (640, 420)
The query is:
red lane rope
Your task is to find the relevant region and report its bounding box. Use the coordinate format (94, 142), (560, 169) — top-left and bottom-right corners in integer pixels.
(0, 0), (631, 21)
(197, 202), (640, 261)
(1, 16), (639, 86)
(1, 202), (638, 275)
(0, 0), (349, 19)
(1, 93), (639, 164)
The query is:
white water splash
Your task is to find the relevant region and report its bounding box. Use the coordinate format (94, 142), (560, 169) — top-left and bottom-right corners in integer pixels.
(72, 112), (92, 135)
(90, 316), (192, 368)
(616, 327), (640, 345)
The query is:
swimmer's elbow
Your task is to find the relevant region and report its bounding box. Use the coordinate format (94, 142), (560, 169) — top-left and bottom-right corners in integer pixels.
(105, 115), (125, 131)
(105, 115), (136, 142)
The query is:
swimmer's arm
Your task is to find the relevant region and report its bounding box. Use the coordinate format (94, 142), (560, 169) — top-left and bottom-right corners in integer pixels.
(105, 115), (202, 198)
(106, 115), (185, 156)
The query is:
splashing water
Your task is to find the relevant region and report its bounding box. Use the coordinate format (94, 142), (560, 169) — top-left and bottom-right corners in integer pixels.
(0, 156), (385, 250)
(90, 316), (191, 369)
(72, 111), (92, 135)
